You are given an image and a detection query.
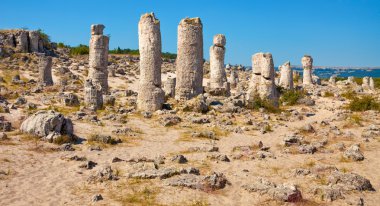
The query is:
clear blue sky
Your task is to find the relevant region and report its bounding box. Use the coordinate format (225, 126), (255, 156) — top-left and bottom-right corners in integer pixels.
(1, 0), (380, 67)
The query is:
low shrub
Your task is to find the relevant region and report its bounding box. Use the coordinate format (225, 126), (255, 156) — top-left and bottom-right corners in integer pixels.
(347, 95), (380, 111)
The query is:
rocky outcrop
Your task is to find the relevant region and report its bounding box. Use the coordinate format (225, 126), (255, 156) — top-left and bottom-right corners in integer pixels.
(20, 110), (74, 142)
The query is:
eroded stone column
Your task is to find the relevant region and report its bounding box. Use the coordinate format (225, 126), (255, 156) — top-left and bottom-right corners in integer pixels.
(279, 61), (293, 90)
(88, 24), (109, 94)
(84, 79), (103, 111)
(362, 76), (370, 90)
(369, 77), (375, 90)
(329, 76), (336, 85)
(137, 13), (165, 112)
(16, 31), (29, 53)
(247, 53), (266, 100)
(29, 31), (40, 53)
(164, 76), (176, 98)
(175, 17), (203, 100)
(302, 55), (313, 85)
(38, 55), (53, 86)
(258, 53), (277, 103)
(209, 34), (228, 95)
(228, 70), (239, 89)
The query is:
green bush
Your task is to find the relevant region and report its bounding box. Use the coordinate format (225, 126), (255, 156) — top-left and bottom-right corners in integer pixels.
(57, 42), (67, 48)
(247, 95), (280, 113)
(280, 90), (306, 106)
(341, 90), (356, 100)
(347, 95), (380, 111)
(70, 44), (89, 55)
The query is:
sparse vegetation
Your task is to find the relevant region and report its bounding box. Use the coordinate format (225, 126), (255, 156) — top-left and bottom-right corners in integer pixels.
(347, 95), (380, 111)
(280, 89), (306, 106)
(109, 47), (177, 59)
(69, 44), (89, 55)
(247, 95), (280, 113)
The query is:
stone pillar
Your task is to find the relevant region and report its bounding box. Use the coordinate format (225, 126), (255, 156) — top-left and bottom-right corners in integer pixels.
(137, 13), (165, 112)
(164, 76), (176, 98)
(15, 31), (29, 53)
(175, 17), (203, 100)
(279, 61), (293, 90)
(258, 53), (277, 103)
(29, 31), (40, 53)
(347, 76), (355, 84)
(247, 53), (265, 100)
(38, 55), (53, 86)
(84, 79), (103, 111)
(209, 34), (228, 92)
(88, 24), (109, 94)
(362, 76), (370, 90)
(329, 76), (336, 85)
(302, 55), (313, 85)
(229, 70), (239, 89)
(369, 77), (375, 90)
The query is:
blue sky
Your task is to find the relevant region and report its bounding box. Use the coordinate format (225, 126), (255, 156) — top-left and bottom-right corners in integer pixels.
(1, 0), (380, 67)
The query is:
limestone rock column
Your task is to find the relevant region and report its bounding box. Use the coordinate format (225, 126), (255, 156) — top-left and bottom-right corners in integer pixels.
(84, 79), (103, 111)
(88, 24), (109, 94)
(247, 53), (265, 101)
(279, 61), (293, 90)
(175, 17), (203, 100)
(369, 77), (375, 90)
(362, 76), (370, 90)
(38, 55), (53, 86)
(164, 76), (176, 98)
(258, 53), (277, 103)
(229, 70), (239, 89)
(209, 34), (228, 94)
(29, 31), (40, 53)
(137, 13), (165, 112)
(329, 76), (336, 85)
(15, 31), (29, 53)
(302, 55), (313, 85)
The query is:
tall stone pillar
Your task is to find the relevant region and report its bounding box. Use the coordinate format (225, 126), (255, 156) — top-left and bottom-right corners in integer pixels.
(209, 34), (228, 95)
(137, 13), (165, 112)
(279, 61), (293, 90)
(88, 24), (109, 94)
(362, 76), (370, 90)
(84, 79), (103, 111)
(258, 53), (277, 102)
(38, 55), (53, 86)
(15, 31), (29, 53)
(247, 53), (265, 101)
(302, 55), (313, 85)
(175, 17), (203, 100)
(29, 31), (40, 53)
(369, 77), (375, 90)
(329, 76), (336, 85)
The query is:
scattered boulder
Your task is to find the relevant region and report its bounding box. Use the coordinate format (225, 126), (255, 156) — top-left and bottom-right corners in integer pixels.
(343, 144), (364, 161)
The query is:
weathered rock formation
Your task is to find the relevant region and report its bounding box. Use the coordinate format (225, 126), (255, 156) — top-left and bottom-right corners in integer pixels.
(329, 75), (336, 85)
(38, 55), (53, 86)
(302, 55), (313, 85)
(88, 24), (109, 94)
(369, 77), (375, 90)
(136, 13), (165, 112)
(279, 61), (293, 90)
(228, 69), (239, 89)
(84, 79), (103, 111)
(0, 29), (51, 56)
(20, 110), (74, 142)
(208, 34), (229, 96)
(362, 77), (370, 90)
(247, 53), (278, 105)
(164, 76), (176, 98)
(175, 17), (203, 100)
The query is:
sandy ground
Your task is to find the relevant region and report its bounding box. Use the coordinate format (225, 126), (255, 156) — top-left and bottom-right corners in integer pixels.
(0, 61), (379, 206)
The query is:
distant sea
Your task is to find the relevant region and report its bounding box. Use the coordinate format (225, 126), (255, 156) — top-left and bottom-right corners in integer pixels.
(283, 67), (380, 79)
